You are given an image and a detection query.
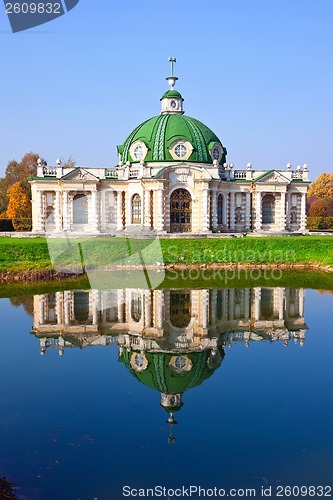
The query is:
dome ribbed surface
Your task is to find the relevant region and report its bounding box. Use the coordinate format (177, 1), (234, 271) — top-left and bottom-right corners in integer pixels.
(119, 114), (225, 164)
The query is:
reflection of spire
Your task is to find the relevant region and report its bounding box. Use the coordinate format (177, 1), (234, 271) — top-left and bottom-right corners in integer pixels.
(166, 413), (177, 444)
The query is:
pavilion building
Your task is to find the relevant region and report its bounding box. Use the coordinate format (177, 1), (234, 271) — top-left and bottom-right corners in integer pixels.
(29, 68), (310, 235)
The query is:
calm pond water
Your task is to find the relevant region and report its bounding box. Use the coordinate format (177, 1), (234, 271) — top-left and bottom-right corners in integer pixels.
(0, 282), (332, 500)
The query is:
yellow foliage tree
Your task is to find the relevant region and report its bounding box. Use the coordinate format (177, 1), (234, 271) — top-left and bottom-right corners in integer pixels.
(308, 172), (333, 199)
(5, 182), (31, 231)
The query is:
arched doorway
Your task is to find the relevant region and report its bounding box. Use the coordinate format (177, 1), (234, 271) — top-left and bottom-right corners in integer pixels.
(170, 188), (192, 233)
(262, 194), (275, 224)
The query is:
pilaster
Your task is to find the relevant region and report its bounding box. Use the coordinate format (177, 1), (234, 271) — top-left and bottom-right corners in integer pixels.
(211, 188), (218, 230)
(245, 191), (251, 231)
(254, 191), (262, 231)
(116, 191), (123, 231)
(229, 192), (235, 231)
(280, 191), (286, 231)
(55, 190), (62, 232)
(157, 188), (164, 231)
(201, 187), (210, 232)
(300, 192), (307, 231)
(63, 191), (70, 231)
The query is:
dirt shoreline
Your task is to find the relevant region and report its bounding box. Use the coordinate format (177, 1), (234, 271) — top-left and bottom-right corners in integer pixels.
(1, 262), (333, 283)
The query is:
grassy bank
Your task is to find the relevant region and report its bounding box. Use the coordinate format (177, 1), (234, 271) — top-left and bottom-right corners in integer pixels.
(1, 268), (333, 298)
(0, 235), (333, 274)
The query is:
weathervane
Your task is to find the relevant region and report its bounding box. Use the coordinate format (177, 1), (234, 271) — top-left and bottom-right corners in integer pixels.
(166, 57), (178, 89)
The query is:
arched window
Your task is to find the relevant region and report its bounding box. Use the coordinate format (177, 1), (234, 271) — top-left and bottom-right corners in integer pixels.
(262, 194), (275, 224)
(131, 194), (141, 224)
(73, 194), (88, 224)
(217, 194), (223, 225)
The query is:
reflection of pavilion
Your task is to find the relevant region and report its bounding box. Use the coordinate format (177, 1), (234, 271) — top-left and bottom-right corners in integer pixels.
(32, 287), (307, 354)
(31, 287), (307, 440)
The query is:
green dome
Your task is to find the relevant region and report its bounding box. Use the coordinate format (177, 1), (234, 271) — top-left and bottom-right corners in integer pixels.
(118, 114), (226, 165)
(161, 89), (183, 99)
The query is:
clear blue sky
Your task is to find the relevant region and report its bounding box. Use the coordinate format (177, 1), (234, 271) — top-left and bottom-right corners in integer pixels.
(0, 0), (332, 179)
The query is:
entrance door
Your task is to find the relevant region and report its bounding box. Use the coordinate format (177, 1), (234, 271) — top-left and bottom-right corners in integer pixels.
(170, 188), (192, 233)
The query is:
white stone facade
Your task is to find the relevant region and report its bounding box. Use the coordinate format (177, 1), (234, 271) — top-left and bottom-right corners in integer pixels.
(30, 162), (310, 235)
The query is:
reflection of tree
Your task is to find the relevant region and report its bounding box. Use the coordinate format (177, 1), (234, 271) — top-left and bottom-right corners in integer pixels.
(9, 296), (34, 317)
(0, 476), (17, 499)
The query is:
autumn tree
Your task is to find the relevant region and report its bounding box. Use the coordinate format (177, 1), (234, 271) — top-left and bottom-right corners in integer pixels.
(0, 178), (8, 214)
(0, 152), (39, 217)
(5, 152), (39, 197)
(308, 197), (329, 217)
(307, 172), (333, 218)
(308, 172), (333, 199)
(5, 182), (31, 231)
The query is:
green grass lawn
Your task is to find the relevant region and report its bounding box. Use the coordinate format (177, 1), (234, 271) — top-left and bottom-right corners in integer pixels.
(0, 235), (333, 273)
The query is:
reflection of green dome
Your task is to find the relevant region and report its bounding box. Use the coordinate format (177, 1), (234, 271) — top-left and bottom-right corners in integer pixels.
(119, 349), (224, 396)
(118, 114), (226, 165)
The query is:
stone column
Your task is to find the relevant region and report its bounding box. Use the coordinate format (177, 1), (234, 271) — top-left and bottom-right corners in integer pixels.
(286, 192), (291, 227)
(279, 288), (285, 320)
(254, 288), (261, 321)
(92, 289), (99, 325)
(56, 292), (62, 325)
(210, 289), (217, 326)
(157, 188), (164, 232)
(144, 290), (151, 328)
(124, 191), (129, 229)
(38, 295), (45, 325)
(300, 192), (307, 231)
(116, 191), (123, 231)
(90, 190), (99, 232)
(55, 190), (62, 232)
(37, 190), (44, 231)
(63, 191), (70, 230)
(117, 289), (125, 323)
(211, 189), (218, 230)
(245, 191), (251, 231)
(299, 288), (305, 318)
(201, 290), (209, 329)
(144, 189), (151, 229)
(156, 290), (164, 329)
(228, 289), (235, 320)
(201, 187), (210, 232)
(229, 192), (235, 231)
(254, 191), (262, 231)
(244, 289), (250, 320)
(280, 191), (286, 231)
(100, 190), (107, 232)
(64, 291), (71, 325)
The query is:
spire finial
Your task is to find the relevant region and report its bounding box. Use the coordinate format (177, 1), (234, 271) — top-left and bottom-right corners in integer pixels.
(166, 57), (178, 90)
(168, 57), (176, 77)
